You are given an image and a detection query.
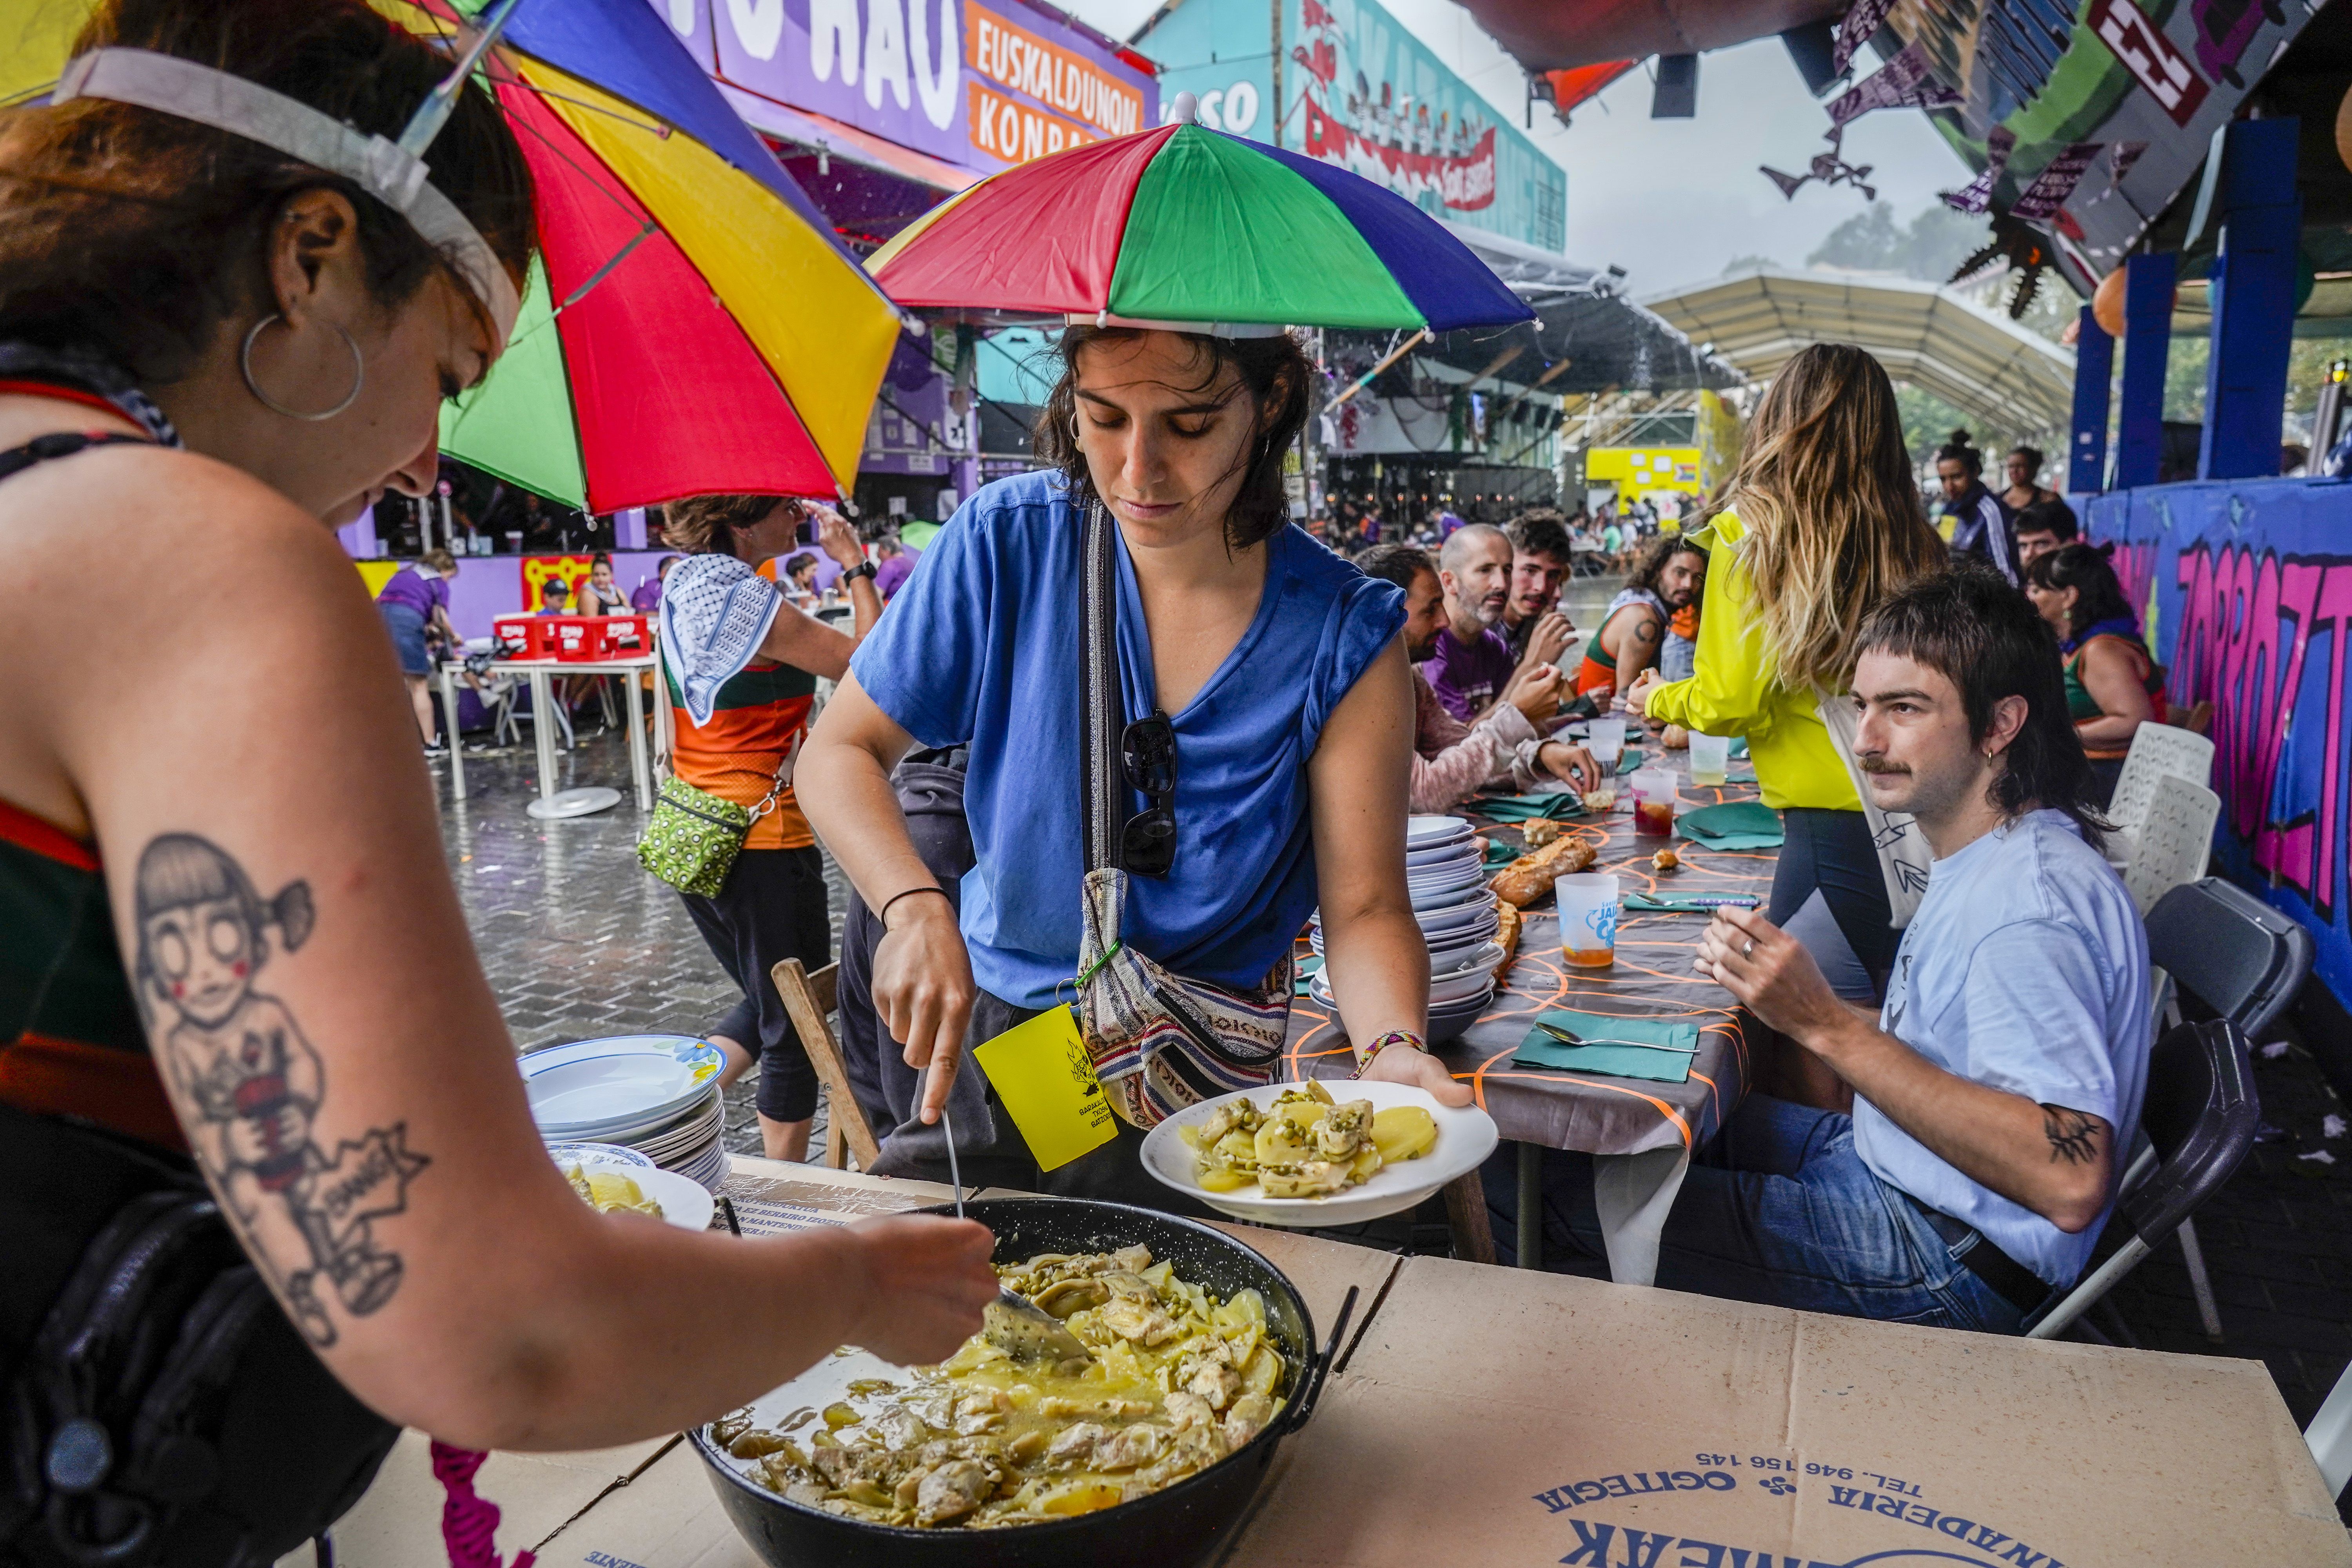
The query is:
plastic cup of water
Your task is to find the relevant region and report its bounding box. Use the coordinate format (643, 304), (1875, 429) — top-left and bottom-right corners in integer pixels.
(1585, 715), (1626, 771)
(1631, 767), (1678, 838)
(1556, 873), (1621, 968)
(1689, 732), (1730, 786)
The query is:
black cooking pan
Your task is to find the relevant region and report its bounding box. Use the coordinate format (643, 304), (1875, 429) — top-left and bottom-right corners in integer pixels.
(691, 1197), (1355, 1568)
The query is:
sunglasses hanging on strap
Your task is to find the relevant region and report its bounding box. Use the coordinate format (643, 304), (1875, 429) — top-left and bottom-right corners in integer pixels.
(1071, 501), (1293, 1129)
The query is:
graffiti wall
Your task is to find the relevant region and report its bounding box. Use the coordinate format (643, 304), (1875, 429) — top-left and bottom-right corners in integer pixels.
(2090, 478), (2352, 1011)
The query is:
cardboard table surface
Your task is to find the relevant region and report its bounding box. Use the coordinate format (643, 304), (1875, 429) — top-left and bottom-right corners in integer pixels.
(1216, 1253), (2352, 1568)
(286, 1161), (1398, 1567)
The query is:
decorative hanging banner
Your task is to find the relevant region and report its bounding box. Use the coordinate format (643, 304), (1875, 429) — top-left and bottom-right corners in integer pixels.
(1302, 96), (1498, 212)
(1831, 0), (1898, 77)
(1828, 41), (1962, 127)
(1940, 126), (2015, 213)
(2011, 140), (2106, 222)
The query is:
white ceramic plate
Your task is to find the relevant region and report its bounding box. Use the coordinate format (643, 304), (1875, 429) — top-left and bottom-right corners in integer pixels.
(1431, 939), (1506, 976)
(1416, 894), (1499, 933)
(1405, 840), (1481, 869)
(1427, 965), (1497, 1005)
(1405, 815), (1473, 849)
(544, 1140), (653, 1170)
(523, 1035), (724, 1140)
(560, 1155), (717, 1231)
(1140, 1081), (1498, 1228)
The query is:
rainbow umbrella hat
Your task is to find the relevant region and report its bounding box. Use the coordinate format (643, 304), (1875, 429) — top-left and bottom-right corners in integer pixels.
(4, 0), (903, 510)
(868, 93), (1533, 334)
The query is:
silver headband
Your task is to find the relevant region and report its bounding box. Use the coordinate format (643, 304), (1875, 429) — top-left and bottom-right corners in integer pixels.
(53, 47), (521, 353)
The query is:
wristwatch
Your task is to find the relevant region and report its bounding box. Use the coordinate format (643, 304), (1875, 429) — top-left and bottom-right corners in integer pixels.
(842, 560), (878, 583)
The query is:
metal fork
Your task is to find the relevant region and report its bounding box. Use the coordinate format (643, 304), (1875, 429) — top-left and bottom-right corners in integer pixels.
(935, 1062), (1092, 1363)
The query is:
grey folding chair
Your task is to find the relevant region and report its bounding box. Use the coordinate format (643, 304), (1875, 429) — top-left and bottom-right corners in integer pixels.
(2030, 1019), (2258, 1341)
(2125, 880), (2313, 1341)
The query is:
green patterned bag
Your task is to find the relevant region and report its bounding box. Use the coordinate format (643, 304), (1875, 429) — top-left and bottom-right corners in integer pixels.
(636, 751), (791, 897)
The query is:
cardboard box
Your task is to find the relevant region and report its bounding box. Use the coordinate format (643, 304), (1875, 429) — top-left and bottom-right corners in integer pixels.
(1222, 1254), (2352, 1567)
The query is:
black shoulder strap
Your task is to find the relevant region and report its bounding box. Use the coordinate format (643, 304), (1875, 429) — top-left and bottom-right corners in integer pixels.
(1078, 500), (1124, 875)
(0, 431), (152, 485)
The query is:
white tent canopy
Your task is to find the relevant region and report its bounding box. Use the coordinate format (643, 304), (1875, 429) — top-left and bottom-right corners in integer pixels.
(1640, 267), (2078, 435)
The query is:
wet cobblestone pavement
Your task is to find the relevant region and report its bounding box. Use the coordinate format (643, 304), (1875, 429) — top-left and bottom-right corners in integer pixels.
(436, 685), (2348, 1510)
(433, 725), (836, 1162)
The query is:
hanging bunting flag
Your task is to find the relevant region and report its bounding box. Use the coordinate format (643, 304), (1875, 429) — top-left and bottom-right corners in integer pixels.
(1831, 0), (1899, 77)
(2011, 140), (2107, 221)
(2079, 140), (2151, 208)
(1828, 41), (1964, 126)
(1940, 125), (2017, 213)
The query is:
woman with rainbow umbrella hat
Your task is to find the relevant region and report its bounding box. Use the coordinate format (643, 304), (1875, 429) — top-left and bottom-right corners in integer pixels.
(799, 94), (1537, 1198)
(0, 1), (995, 1554)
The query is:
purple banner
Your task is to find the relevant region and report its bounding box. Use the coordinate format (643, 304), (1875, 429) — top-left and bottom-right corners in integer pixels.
(1831, 0), (1897, 76)
(2010, 140), (2105, 221)
(1828, 40), (1962, 126)
(663, 0), (1155, 172)
(1940, 125), (2014, 214)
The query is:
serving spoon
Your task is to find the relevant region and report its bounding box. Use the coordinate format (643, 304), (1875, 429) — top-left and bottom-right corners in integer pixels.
(939, 1084), (1094, 1365)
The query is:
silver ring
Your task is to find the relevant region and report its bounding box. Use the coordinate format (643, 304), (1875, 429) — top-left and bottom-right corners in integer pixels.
(240, 313), (363, 422)
(1741, 938), (1755, 958)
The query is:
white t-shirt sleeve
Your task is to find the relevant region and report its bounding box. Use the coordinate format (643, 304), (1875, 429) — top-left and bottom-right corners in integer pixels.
(1945, 919), (2123, 1129)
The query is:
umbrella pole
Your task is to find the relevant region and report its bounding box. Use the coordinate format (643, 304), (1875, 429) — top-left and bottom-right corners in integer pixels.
(1327, 329), (1432, 413)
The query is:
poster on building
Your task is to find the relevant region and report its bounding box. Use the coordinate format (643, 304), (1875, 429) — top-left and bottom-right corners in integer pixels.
(662, 0), (1155, 174)
(1133, 0), (1567, 251)
(1876, 0), (2322, 276)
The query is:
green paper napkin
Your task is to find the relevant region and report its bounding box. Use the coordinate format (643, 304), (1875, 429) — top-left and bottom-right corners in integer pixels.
(1484, 838), (1522, 871)
(1294, 953), (1324, 994)
(1615, 747), (1643, 775)
(1511, 1009), (1697, 1084)
(1475, 792), (1585, 824)
(1676, 800), (1784, 850)
(1729, 736), (1750, 758)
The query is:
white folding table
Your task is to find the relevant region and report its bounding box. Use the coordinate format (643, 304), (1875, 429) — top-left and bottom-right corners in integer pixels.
(437, 652), (658, 810)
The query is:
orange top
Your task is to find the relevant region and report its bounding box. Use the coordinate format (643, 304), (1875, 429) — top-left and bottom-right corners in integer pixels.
(664, 658), (817, 851)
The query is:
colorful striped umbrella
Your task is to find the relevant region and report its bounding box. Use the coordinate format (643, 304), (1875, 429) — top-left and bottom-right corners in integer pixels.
(868, 100), (1533, 333)
(4, 0), (902, 510)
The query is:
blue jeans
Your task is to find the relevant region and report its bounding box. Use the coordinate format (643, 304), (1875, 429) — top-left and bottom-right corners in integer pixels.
(1497, 1096), (2026, 1334)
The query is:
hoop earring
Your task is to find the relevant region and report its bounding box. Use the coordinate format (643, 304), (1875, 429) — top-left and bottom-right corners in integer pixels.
(1071, 414), (1083, 445)
(240, 314), (363, 422)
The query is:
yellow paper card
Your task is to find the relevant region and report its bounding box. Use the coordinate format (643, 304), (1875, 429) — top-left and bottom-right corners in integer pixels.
(972, 1006), (1118, 1172)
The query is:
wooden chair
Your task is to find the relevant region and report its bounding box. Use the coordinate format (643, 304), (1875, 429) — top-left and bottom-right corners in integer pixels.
(770, 958), (882, 1172)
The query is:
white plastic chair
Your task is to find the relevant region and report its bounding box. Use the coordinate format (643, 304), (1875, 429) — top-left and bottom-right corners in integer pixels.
(2122, 774), (2220, 917)
(2105, 723), (2215, 866)
(2310, 1356), (2352, 1502)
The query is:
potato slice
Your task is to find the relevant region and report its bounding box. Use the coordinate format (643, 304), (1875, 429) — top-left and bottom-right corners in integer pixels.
(1196, 1163), (1252, 1192)
(1036, 1478), (1125, 1516)
(1349, 1145), (1382, 1182)
(1370, 1105), (1438, 1163)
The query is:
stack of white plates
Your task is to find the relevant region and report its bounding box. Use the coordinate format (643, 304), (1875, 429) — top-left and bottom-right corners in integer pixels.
(523, 1035), (729, 1190)
(1308, 815), (1499, 1041)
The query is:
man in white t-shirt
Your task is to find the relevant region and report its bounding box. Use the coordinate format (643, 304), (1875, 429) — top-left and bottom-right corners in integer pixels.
(1652, 563), (2149, 1332)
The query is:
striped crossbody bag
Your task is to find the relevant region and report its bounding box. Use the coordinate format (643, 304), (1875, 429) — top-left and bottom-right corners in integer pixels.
(1070, 501), (1292, 1129)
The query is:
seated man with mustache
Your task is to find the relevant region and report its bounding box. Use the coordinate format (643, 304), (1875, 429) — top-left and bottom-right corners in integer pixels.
(1418, 523), (1554, 723)
(1501, 564), (2149, 1332)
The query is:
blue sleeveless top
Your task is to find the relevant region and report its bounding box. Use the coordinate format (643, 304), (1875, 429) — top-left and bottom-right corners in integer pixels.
(851, 471), (1406, 1009)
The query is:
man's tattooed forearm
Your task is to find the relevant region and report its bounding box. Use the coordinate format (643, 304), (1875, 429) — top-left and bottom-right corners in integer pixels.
(2039, 1103), (2103, 1166)
(134, 833), (429, 1346)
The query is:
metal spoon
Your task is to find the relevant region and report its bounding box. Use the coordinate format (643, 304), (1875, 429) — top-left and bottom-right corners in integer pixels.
(936, 1063), (1093, 1364)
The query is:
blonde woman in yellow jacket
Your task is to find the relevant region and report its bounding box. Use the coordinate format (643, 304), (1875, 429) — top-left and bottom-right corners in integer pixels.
(1623, 345), (1945, 1016)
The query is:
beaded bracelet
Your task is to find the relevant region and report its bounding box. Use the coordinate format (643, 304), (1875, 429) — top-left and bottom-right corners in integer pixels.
(1353, 1029), (1427, 1076)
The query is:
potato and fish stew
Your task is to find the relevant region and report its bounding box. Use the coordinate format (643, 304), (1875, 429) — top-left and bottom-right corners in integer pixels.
(1180, 1081), (1437, 1198)
(714, 1246), (1285, 1528)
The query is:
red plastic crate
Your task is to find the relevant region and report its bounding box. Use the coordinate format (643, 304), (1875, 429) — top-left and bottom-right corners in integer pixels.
(603, 614), (652, 655)
(491, 613), (557, 659)
(550, 615), (601, 662)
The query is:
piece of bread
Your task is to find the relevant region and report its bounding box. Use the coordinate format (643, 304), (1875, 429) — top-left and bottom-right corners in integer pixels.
(1523, 818), (1563, 847)
(1489, 835), (1598, 907)
(1494, 901), (1523, 984)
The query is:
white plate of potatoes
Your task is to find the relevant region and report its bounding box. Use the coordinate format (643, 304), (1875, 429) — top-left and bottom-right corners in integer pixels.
(1139, 1080), (1499, 1228)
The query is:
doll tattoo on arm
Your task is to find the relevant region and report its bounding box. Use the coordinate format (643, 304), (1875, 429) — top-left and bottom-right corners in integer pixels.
(133, 834), (429, 1347)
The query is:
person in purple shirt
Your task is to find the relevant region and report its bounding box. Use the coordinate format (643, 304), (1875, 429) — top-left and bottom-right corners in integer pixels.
(375, 548), (460, 751)
(631, 554), (680, 613)
(873, 535), (919, 601)
(1417, 524), (1558, 723)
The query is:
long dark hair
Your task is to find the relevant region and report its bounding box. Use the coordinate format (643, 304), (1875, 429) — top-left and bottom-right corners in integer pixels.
(1625, 530), (1705, 597)
(1034, 325), (1310, 552)
(1856, 562), (2109, 851)
(2024, 541), (2135, 638)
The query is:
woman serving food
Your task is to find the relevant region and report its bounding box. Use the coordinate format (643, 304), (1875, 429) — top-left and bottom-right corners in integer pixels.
(0, 1), (993, 1548)
(799, 322), (1470, 1200)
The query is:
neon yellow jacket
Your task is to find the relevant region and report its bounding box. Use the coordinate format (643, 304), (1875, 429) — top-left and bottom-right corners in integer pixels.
(1642, 509), (1861, 813)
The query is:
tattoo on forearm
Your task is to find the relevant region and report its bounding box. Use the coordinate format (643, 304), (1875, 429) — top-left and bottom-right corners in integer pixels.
(132, 833), (429, 1347)
(2039, 1103), (2103, 1166)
